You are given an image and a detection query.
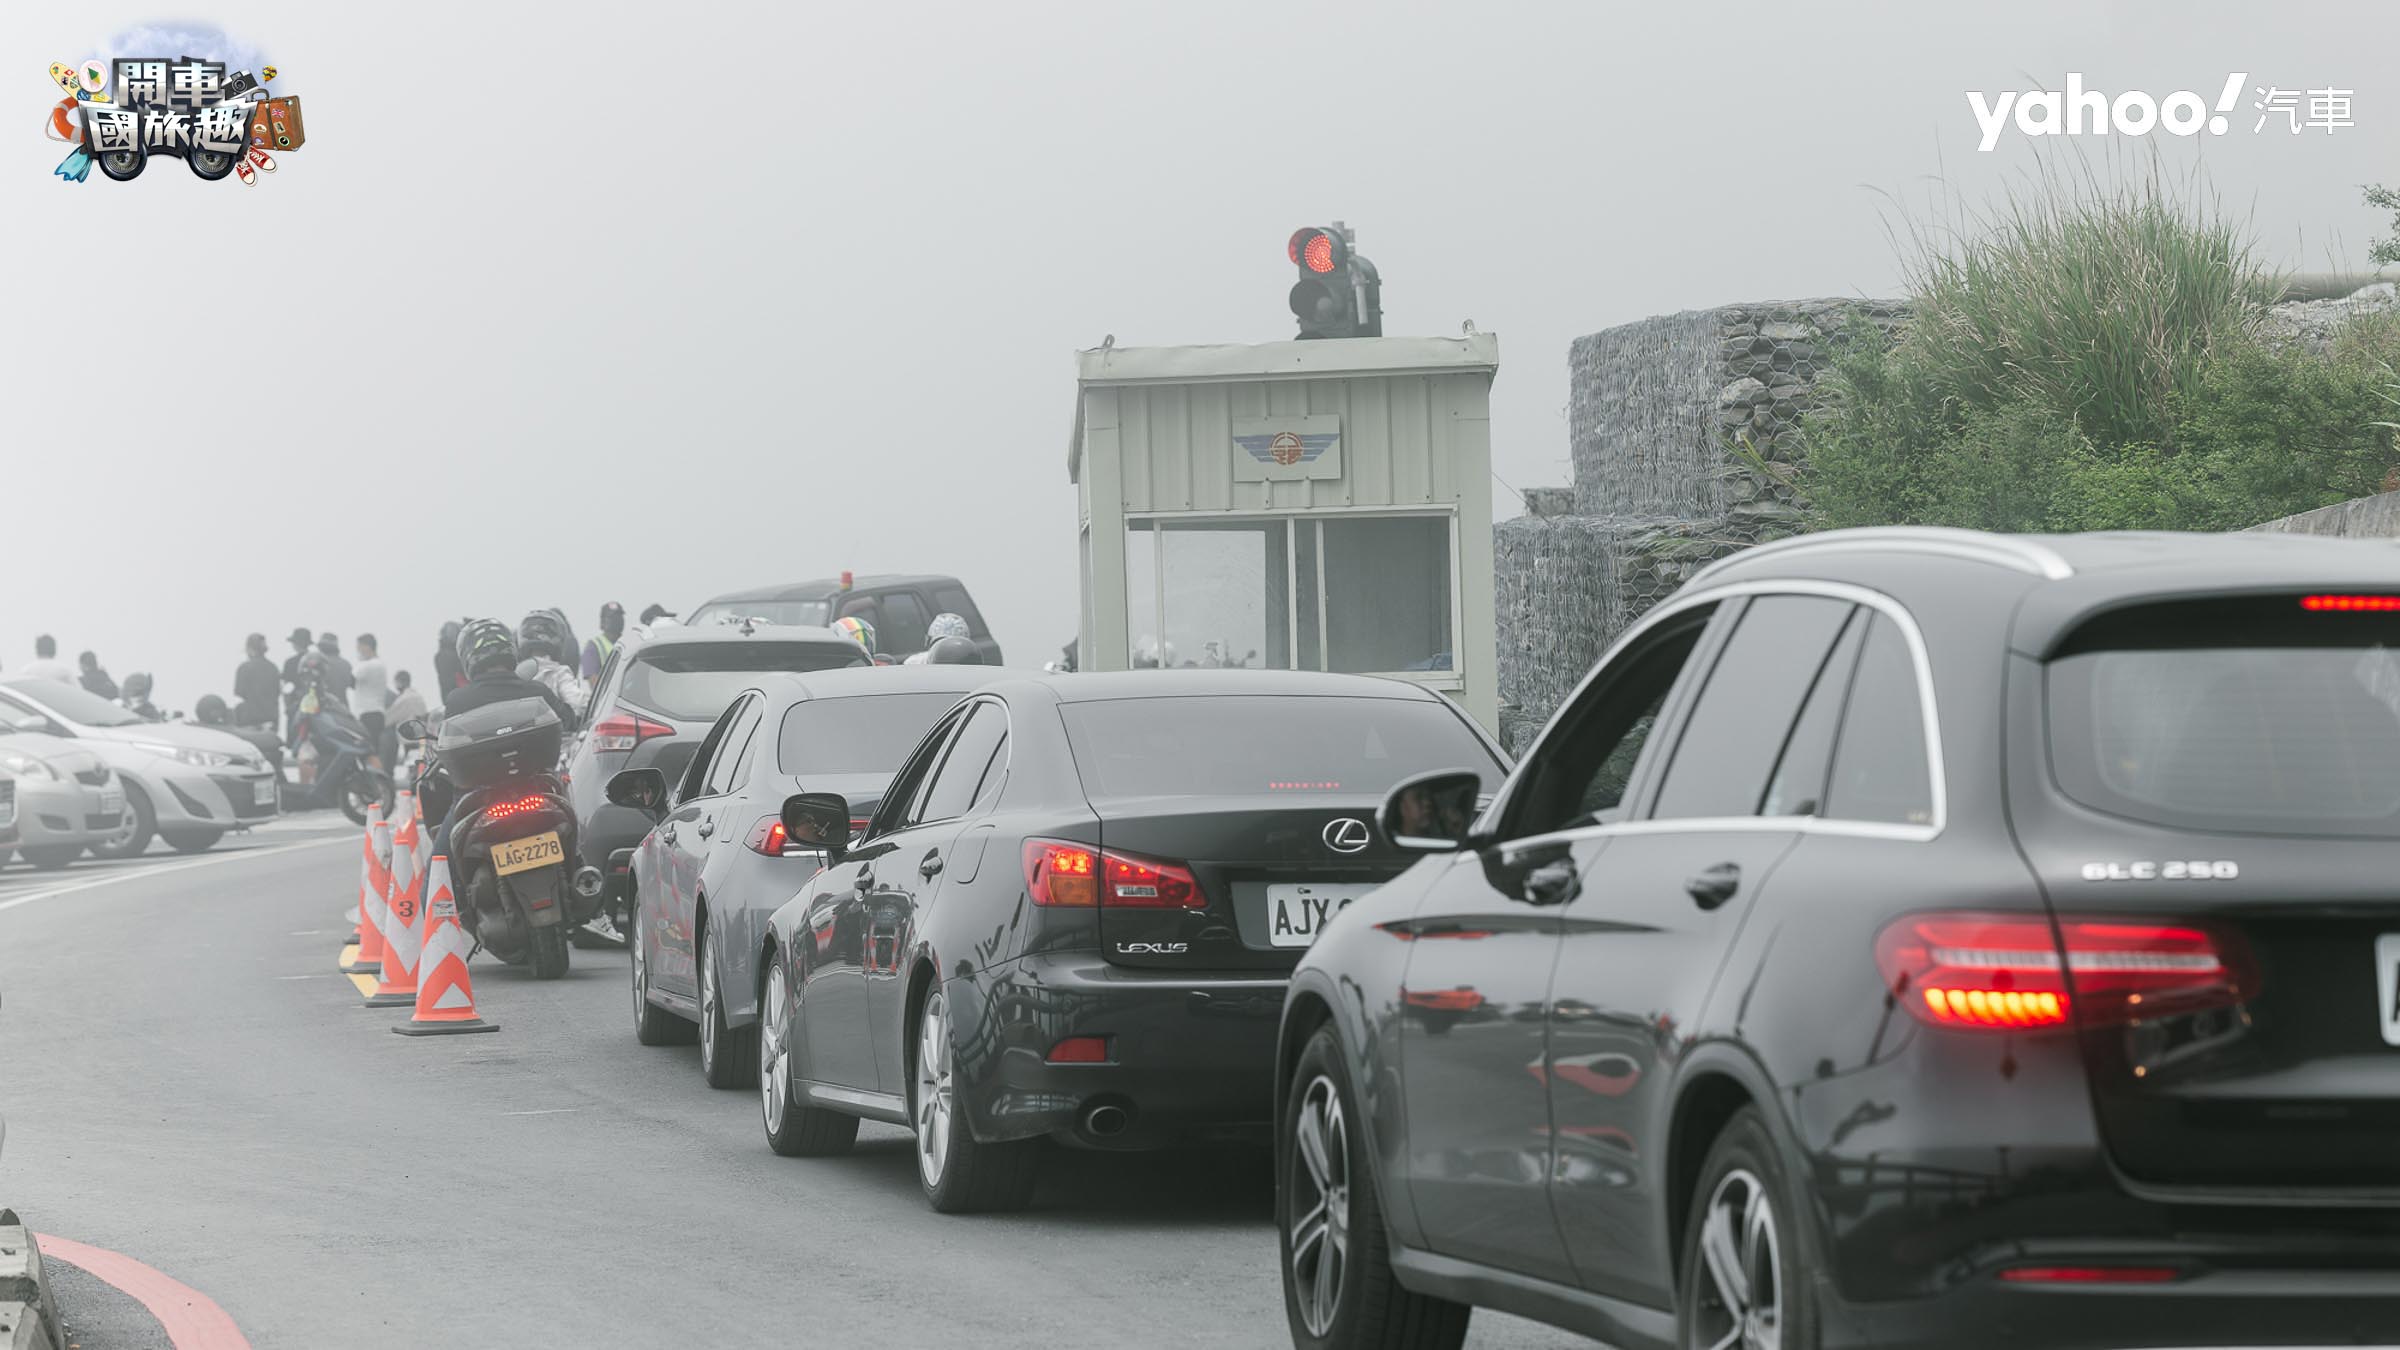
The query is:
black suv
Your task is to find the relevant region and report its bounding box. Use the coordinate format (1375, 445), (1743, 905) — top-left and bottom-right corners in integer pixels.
(1278, 526), (2400, 1350)
(686, 574), (1000, 665)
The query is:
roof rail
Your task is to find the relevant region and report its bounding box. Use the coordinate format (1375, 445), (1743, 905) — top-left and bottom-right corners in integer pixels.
(1689, 527), (2075, 584)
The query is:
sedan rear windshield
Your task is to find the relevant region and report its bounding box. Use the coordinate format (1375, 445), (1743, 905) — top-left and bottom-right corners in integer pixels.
(622, 643), (865, 721)
(2046, 596), (2400, 837)
(779, 692), (964, 775)
(687, 600), (829, 629)
(1060, 694), (1502, 800)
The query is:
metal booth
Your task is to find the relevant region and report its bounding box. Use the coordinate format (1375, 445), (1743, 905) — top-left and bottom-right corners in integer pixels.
(1068, 333), (1500, 732)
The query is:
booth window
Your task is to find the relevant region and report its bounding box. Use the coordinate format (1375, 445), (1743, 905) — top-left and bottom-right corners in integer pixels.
(1126, 513), (1453, 676)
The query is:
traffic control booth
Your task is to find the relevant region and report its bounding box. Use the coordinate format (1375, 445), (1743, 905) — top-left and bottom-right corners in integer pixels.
(1067, 333), (1500, 733)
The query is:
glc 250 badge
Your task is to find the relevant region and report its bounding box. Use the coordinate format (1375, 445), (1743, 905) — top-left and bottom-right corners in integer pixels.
(2080, 860), (2240, 881)
(1116, 942), (1190, 955)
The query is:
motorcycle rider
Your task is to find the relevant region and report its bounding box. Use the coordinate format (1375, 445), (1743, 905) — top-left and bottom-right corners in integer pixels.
(434, 620), (467, 700)
(119, 671), (162, 721)
(832, 615), (878, 662)
(516, 609), (589, 712)
(924, 635), (981, 664)
(429, 620), (579, 861)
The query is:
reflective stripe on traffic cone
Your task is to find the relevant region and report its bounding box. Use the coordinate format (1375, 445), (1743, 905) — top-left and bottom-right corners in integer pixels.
(365, 813), (424, 1007)
(395, 855), (497, 1035)
(344, 808), (387, 974)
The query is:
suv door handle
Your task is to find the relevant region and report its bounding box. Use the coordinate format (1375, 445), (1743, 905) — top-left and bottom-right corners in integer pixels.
(1686, 862), (1741, 910)
(854, 869), (874, 893)
(696, 819), (715, 839)
(1522, 859), (1580, 907)
(661, 823), (678, 845)
(918, 849), (944, 879)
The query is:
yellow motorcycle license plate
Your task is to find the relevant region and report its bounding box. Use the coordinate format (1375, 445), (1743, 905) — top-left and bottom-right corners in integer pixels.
(492, 831), (564, 877)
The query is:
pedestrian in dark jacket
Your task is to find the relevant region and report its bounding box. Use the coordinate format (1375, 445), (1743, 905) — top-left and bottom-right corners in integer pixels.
(77, 651), (119, 700)
(234, 633), (281, 728)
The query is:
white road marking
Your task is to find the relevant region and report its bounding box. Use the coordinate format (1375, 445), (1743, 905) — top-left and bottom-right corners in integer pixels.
(0, 838), (354, 917)
(276, 974), (332, 981)
(500, 1108), (579, 1117)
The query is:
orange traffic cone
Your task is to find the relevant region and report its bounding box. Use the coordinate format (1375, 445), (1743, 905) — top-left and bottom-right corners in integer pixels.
(342, 806), (387, 975)
(396, 855), (497, 1036)
(364, 813), (424, 1008)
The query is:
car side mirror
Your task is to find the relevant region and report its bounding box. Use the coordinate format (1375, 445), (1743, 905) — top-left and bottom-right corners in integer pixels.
(781, 791), (852, 864)
(1379, 769), (1486, 853)
(607, 767), (668, 817)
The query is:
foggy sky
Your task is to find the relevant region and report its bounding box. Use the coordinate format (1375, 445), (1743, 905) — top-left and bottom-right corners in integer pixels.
(5, 0), (2394, 715)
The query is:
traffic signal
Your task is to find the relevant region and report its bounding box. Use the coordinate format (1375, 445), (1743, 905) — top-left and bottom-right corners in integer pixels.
(1286, 223), (1382, 340)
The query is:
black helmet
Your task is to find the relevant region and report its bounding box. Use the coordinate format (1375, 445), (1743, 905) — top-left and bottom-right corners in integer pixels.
(194, 693), (229, 724)
(457, 618), (517, 675)
(925, 635), (981, 665)
(518, 610), (569, 663)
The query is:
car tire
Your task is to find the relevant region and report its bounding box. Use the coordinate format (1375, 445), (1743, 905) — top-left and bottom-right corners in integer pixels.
(759, 957), (858, 1157)
(20, 846), (80, 871)
(160, 828), (224, 854)
(87, 785), (155, 860)
(1675, 1106), (1819, 1350)
(912, 985), (1040, 1214)
(529, 926), (570, 979)
(630, 909), (696, 1046)
(1280, 1024), (1469, 1350)
(698, 915), (758, 1089)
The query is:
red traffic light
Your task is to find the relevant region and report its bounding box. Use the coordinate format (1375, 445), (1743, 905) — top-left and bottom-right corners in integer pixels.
(1287, 227), (1345, 273)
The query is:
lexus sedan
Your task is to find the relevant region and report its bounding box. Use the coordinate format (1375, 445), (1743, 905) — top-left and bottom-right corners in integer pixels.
(566, 623), (870, 929)
(753, 671), (1507, 1213)
(0, 680), (275, 857)
(0, 738), (127, 870)
(1277, 526), (2400, 1350)
(614, 664), (1009, 1087)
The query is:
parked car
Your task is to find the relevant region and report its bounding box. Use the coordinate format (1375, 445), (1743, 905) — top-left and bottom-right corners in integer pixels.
(1276, 526), (2400, 1350)
(565, 624), (872, 926)
(0, 680), (277, 857)
(687, 573), (1001, 664)
(0, 737), (127, 870)
(752, 670), (1507, 1213)
(613, 665), (1012, 1086)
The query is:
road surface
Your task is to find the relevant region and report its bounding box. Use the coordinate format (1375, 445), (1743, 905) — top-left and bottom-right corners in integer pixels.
(0, 824), (1593, 1347)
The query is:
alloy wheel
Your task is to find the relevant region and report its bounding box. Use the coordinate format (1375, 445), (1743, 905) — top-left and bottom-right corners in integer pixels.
(915, 992), (953, 1186)
(699, 938), (718, 1067)
(761, 964), (789, 1134)
(1693, 1168), (1782, 1350)
(630, 927), (649, 1026)
(1288, 1073), (1351, 1339)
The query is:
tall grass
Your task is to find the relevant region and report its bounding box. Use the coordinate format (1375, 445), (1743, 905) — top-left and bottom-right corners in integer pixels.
(1886, 158), (2278, 450)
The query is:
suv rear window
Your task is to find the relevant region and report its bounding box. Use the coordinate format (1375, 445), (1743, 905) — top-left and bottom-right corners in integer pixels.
(621, 642), (866, 720)
(2046, 595), (2400, 837)
(1059, 694), (1502, 800)
(778, 692), (966, 775)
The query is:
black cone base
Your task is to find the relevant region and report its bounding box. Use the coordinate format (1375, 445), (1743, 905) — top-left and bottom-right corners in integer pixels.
(393, 1018), (499, 1036)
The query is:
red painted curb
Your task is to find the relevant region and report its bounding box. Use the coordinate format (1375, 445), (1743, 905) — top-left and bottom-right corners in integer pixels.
(32, 1233), (250, 1350)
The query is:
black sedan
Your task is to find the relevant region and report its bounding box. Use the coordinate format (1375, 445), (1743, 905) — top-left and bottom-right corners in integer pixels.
(1277, 526), (2400, 1350)
(610, 665), (1005, 1087)
(752, 671), (1508, 1213)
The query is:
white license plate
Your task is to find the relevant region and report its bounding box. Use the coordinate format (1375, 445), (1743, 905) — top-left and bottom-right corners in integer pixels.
(97, 788), (124, 816)
(252, 778), (276, 806)
(492, 831), (564, 877)
(2378, 933), (2400, 1047)
(1267, 883), (1377, 948)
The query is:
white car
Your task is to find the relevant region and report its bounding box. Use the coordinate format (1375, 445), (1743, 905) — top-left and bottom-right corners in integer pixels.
(0, 736), (128, 870)
(0, 680), (279, 858)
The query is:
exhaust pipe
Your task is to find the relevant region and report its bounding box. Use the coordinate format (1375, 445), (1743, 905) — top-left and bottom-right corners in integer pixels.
(1080, 1102), (1131, 1140)
(573, 865), (604, 898)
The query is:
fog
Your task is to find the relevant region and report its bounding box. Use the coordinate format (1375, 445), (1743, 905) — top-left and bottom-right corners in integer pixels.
(4, 0), (2392, 713)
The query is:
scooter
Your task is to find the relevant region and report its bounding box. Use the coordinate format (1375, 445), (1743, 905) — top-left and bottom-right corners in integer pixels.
(282, 704), (394, 825)
(400, 699), (589, 979)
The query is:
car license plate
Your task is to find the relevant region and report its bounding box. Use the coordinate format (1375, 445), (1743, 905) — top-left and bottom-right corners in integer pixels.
(492, 831), (565, 877)
(253, 778), (276, 807)
(2378, 934), (2400, 1047)
(97, 788), (124, 816)
(1268, 883), (1377, 948)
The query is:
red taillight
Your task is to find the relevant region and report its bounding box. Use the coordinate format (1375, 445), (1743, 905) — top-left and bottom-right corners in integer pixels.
(1023, 840), (1204, 909)
(1026, 840), (1099, 907)
(746, 817), (802, 856)
(485, 794), (548, 821)
(2301, 593), (2400, 612)
(590, 711), (673, 753)
(1046, 1036), (1111, 1064)
(1873, 912), (2253, 1032)
(1997, 1266), (2182, 1285)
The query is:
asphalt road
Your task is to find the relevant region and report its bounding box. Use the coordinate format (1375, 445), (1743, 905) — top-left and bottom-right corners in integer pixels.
(0, 825), (1595, 1348)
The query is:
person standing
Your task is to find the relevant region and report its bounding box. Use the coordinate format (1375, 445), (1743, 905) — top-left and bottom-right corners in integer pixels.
(314, 632), (355, 707)
(76, 651), (119, 700)
(384, 669), (429, 733)
(280, 627), (313, 737)
(234, 633), (280, 729)
(21, 636), (72, 684)
(434, 620), (466, 701)
(352, 634), (394, 766)
(582, 602), (625, 681)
